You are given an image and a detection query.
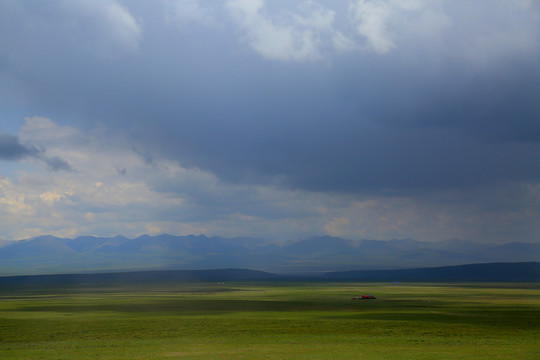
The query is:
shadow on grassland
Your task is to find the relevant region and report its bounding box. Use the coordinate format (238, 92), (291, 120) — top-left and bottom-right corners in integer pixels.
(13, 299), (342, 314)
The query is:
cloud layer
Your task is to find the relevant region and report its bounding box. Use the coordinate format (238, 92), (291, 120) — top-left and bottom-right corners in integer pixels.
(1, 0), (539, 244)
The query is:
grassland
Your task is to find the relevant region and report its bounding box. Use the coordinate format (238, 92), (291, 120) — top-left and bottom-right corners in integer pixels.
(1, 281), (539, 359)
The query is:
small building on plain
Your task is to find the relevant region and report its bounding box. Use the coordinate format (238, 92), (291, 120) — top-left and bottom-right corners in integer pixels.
(352, 295), (376, 300)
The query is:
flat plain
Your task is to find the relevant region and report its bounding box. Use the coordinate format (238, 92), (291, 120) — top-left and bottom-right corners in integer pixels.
(1, 281), (539, 359)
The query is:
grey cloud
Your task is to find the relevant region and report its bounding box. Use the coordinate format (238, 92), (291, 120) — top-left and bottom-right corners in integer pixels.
(126, 50), (540, 194)
(1, 0), (539, 194)
(41, 155), (73, 172)
(0, 134), (39, 160)
(0, 134), (72, 172)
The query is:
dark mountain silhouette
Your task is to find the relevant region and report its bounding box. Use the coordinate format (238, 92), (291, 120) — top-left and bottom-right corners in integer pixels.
(0, 263), (538, 288)
(323, 262), (540, 282)
(0, 234), (539, 275)
(0, 268), (284, 288)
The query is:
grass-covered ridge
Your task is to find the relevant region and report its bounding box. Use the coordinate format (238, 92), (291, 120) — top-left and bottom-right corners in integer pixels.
(1, 282), (539, 359)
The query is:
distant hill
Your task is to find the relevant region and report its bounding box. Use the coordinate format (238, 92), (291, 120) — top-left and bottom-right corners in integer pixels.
(324, 262), (540, 282)
(0, 268), (283, 288)
(0, 234), (539, 275)
(0, 263), (538, 288)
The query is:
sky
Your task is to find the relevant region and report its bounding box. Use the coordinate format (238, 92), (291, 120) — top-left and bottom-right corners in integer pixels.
(0, 0), (539, 243)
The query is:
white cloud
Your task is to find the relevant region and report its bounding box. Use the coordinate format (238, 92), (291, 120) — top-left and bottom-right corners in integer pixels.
(1, 118), (329, 240)
(226, 0), (339, 61)
(222, 0), (540, 63)
(293, 3), (335, 30)
(0, 118), (181, 239)
(332, 31), (357, 53)
(3, 0), (535, 66)
(0, 177), (35, 217)
(350, 0), (397, 54)
(20, 117), (79, 146)
(39, 191), (65, 206)
(347, 0), (540, 66)
(348, 0), (443, 55)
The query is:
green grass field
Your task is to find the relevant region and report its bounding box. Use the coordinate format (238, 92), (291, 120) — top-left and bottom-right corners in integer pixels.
(1, 282), (539, 359)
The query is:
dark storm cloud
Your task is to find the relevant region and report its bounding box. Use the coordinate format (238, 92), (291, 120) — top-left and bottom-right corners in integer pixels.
(0, 133), (72, 172)
(339, 56), (540, 144)
(1, 0), (539, 194)
(0, 134), (39, 160)
(115, 50), (540, 193)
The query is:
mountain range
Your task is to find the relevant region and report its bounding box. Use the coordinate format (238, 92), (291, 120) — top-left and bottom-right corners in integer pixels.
(0, 234), (539, 275)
